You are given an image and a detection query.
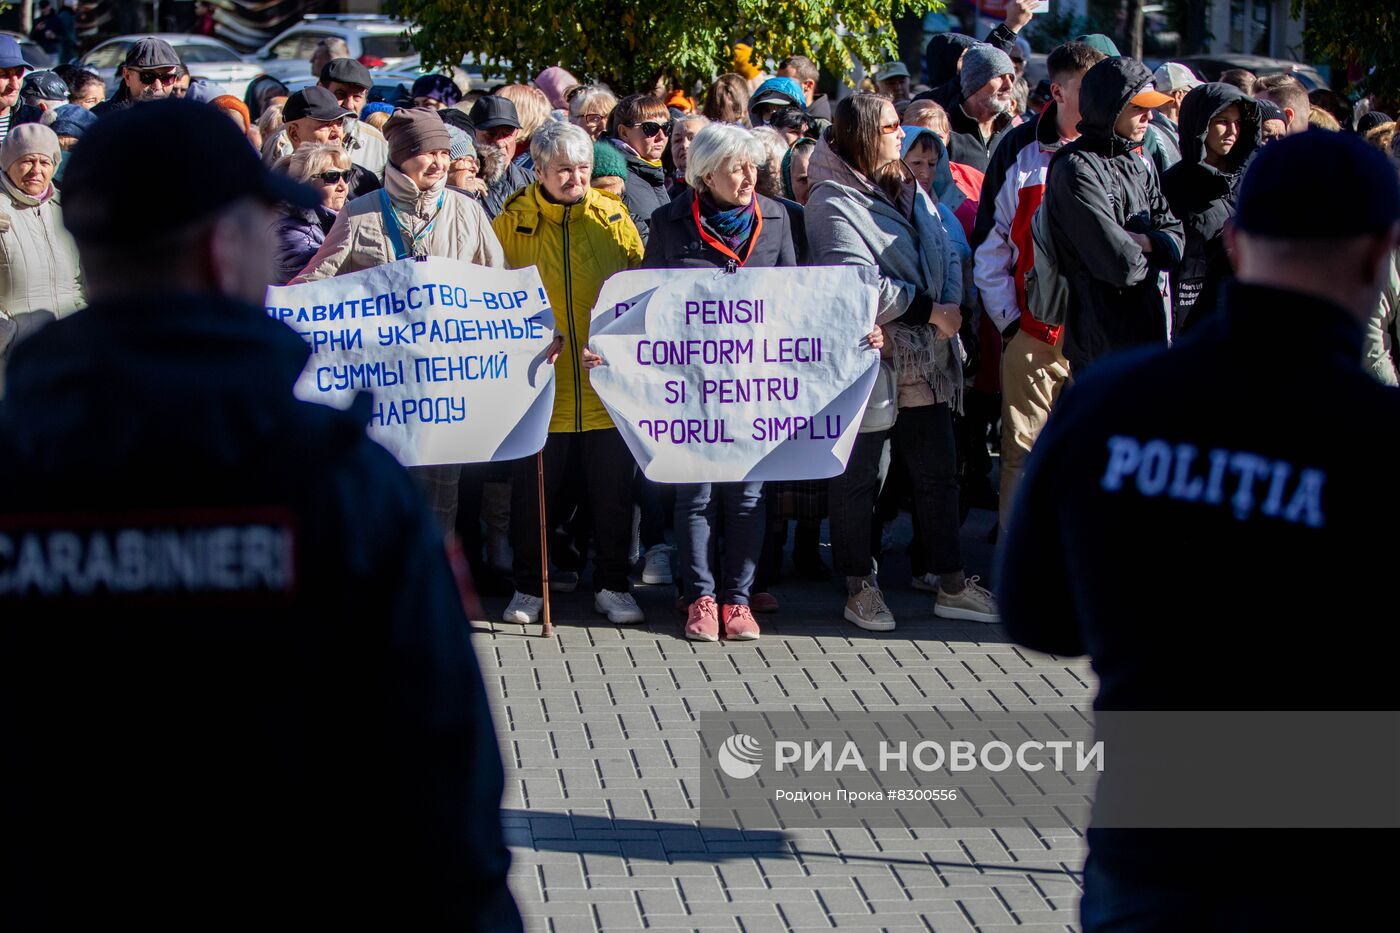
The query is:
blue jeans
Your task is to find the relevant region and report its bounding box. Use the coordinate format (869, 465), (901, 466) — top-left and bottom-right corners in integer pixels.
(675, 482), (764, 605)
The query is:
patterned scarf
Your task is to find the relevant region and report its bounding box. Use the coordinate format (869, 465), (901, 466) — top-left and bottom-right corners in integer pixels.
(698, 192), (757, 254)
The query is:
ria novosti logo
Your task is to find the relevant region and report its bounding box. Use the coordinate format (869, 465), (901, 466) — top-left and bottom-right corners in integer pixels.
(717, 734), (764, 779)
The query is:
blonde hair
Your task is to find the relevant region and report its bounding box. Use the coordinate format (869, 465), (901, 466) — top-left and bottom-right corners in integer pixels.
(257, 103), (285, 143)
(902, 99), (950, 136)
(497, 84), (550, 141)
(1308, 108), (1340, 131)
(283, 142), (351, 183)
(363, 110), (391, 132)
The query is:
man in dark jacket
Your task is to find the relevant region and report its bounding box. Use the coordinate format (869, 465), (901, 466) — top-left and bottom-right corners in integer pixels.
(1043, 56), (1184, 371)
(0, 100), (522, 932)
(1000, 129), (1400, 933)
(470, 95), (536, 219)
(1161, 82), (1260, 332)
(0, 36), (39, 142)
(91, 37), (182, 117)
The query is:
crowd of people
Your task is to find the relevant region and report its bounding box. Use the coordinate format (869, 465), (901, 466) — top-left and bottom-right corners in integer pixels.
(2, 2), (1399, 649)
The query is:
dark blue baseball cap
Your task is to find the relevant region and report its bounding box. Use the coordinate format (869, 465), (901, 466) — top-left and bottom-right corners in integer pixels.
(61, 99), (318, 245)
(0, 36), (32, 71)
(1235, 129), (1400, 238)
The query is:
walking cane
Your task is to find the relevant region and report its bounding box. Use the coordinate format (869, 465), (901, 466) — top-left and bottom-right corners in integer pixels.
(536, 450), (554, 637)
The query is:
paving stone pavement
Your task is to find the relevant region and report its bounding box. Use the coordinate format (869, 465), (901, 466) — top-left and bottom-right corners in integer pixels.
(470, 508), (1096, 932)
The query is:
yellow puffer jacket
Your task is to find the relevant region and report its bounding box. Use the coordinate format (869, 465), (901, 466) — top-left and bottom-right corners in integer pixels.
(493, 184), (644, 433)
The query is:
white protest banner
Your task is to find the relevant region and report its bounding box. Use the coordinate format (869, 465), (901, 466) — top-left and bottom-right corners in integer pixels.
(266, 256), (555, 467)
(586, 266), (880, 483)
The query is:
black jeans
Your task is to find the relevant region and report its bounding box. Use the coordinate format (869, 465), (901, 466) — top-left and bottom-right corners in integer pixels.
(510, 429), (636, 596)
(830, 403), (961, 579)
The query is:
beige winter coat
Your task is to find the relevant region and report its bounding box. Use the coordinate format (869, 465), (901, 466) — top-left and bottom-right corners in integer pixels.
(0, 174), (83, 320)
(291, 163), (504, 282)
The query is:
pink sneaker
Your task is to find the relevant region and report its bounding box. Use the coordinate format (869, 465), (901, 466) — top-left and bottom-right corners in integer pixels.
(685, 596), (719, 642)
(721, 603), (761, 641)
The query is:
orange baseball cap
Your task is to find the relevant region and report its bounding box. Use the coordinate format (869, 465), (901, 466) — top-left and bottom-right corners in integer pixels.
(1129, 82), (1174, 108)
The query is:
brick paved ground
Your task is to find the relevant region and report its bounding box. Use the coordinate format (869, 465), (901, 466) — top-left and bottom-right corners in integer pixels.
(471, 508), (1096, 932)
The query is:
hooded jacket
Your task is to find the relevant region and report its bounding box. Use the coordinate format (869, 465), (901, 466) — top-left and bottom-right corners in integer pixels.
(0, 292), (521, 930)
(291, 163), (505, 282)
(608, 139), (671, 245)
(971, 102), (1074, 342)
(1161, 82), (1259, 332)
(481, 157), (536, 220)
(491, 184), (644, 433)
(1043, 56), (1184, 370)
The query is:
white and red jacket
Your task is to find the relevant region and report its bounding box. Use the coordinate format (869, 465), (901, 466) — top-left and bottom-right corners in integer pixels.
(971, 103), (1071, 346)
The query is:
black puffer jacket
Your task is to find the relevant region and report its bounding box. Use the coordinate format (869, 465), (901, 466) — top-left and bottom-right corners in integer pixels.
(1043, 56), (1185, 370)
(1161, 83), (1260, 333)
(614, 143), (671, 245)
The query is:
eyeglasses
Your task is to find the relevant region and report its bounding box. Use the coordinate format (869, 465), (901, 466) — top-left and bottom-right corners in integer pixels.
(136, 70), (178, 86)
(879, 121), (902, 135)
(627, 120), (672, 137)
(314, 170), (353, 185)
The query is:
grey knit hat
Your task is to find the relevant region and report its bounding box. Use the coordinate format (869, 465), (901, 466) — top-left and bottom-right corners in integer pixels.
(960, 44), (1015, 98)
(445, 124), (476, 161)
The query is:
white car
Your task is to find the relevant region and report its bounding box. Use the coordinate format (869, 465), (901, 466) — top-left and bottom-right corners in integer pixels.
(81, 34), (263, 100)
(245, 14), (417, 83)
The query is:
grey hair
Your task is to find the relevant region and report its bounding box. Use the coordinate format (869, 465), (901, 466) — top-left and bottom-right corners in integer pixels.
(673, 113), (710, 134)
(569, 85), (617, 118)
(285, 142), (351, 183)
(530, 119), (594, 168)
(685, 122), (765, 192)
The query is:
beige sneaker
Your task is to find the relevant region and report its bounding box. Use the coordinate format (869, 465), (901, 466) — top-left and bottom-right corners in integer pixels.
(844, 581), (896, 632)
(934, 575), (999, 623)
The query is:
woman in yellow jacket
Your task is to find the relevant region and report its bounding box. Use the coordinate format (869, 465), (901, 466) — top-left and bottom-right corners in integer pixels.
(492, 120), (645, 626)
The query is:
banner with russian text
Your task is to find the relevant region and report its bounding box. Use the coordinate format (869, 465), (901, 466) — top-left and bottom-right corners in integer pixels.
(266, 257), (555, 466)
(587, 266), (880, 483)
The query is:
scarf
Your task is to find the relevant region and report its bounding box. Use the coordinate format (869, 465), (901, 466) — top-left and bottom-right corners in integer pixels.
(698, 191), (757, 253)
(383, 163), (448, 256)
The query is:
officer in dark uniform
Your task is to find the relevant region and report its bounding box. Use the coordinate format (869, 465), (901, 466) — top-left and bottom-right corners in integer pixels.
(0, 100), (522, 931)
(1000, 130), (1400, 931)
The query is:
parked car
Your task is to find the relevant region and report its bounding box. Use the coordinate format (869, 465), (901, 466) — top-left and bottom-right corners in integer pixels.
(80, 34), (263, 99)
(1, 30), (54, 70)
(1177, 54), (1329, 91)
(247, 14), (416, 82)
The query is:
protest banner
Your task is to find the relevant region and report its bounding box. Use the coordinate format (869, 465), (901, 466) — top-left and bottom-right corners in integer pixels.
(587, 266), (880, 483)
(266, 257), (555, 467)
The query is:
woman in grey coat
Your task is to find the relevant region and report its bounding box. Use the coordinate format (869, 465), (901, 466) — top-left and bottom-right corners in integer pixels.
(806, 94), (998, 633)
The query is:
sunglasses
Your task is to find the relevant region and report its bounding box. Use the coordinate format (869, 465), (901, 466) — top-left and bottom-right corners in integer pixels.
(879, 121), (902, 135)
(628, 120), (672, 137)
(314, 170), (353, 185)
(136, 69), (178, 86)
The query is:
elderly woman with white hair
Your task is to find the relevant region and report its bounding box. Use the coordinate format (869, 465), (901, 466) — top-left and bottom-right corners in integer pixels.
(0, 123), (83, 376)
(271, 142), (353, 284)
(590, 122), (841, 642)
(491, 119), (646, 629)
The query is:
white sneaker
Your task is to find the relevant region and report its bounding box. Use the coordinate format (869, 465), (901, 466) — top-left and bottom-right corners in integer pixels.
(594, 588), (645, 624)
(910, 572), (940, 593)
(843, 582), (896, 632)
(934, 576), (999, 623)
(503, 591), (543, 625)
(641, 544), (673, 584)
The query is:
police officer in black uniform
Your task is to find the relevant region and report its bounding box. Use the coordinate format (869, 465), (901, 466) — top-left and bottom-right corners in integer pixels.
(0, 100), (522, 931)
(999, 130), (1400, 930)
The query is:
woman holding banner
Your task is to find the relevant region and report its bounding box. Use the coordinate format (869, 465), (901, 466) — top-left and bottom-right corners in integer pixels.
(290, 108), (506, 533)
(806, 95), (999, 632)
(492, 120), (646, 628)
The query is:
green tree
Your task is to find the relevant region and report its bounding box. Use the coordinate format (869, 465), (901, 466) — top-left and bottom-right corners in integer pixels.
(385, 0), (938, 93)
(1292, 1), (1400, 102)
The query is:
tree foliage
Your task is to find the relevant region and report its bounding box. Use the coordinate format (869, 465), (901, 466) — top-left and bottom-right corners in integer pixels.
(1292, 1), (1400, 102)
(385, 0), (937, 93)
